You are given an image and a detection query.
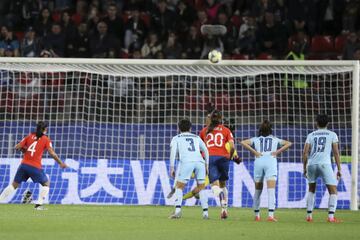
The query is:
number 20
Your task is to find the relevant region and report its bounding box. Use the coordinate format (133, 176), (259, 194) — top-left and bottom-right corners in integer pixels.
(206, 133), (224, 147)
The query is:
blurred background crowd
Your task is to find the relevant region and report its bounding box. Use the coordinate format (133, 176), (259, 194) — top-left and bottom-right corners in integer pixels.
(0, 0), (360, 60)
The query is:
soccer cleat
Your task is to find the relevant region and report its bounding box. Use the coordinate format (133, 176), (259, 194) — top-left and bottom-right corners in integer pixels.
(220, 209), (228, 219)
(22, 190), (32, 204)
(168, 212), (182, 219)
(254, 216), (261, 222)
(327, 217), (342, 223)
(267, 216), (278, 222)
(306, 216), (313, 222)
(203, 214), (209, 220)
(34, 204), (47, 211)
(167, 188), (175, 199)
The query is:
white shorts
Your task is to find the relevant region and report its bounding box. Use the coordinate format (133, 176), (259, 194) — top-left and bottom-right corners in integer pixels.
(177, 161), (206, 184)
(254, 155), (277, 182)
(307, 164), (337, 186)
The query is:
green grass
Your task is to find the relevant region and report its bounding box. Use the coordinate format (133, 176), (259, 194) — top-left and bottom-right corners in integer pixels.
(0, 205), (359, 240)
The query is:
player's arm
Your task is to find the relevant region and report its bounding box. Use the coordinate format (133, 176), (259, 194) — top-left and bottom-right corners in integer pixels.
(332, 142), (341, 179)
(169, 140), (178, 178)
(302, 143), (310, 178)
(199, 139), (209, 175)
(240, 139), (262, 158)
(272, 140), (292, 157)
(48, 147), (67, 168)
(15, 137), (28, 153)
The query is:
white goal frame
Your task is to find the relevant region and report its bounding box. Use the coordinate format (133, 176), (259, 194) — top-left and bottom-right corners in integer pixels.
(0, 58), (358, 210)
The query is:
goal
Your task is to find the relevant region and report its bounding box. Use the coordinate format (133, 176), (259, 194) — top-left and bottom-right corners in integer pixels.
(0, 58), (358, 210)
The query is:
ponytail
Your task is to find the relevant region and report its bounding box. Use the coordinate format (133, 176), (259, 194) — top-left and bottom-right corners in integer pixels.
(206, 110), (222, 134)
(258, 120), (272, 137)
(35, 121), (48, 139)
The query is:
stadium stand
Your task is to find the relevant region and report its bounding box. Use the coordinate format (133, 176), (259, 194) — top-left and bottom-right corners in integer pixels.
(0, 0), (359, 60)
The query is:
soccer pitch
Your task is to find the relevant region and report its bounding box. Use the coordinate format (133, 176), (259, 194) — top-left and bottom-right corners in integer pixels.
(0, 205), (359, 240)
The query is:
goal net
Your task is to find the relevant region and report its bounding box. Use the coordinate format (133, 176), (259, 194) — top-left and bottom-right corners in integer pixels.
(0, 58), (358, 210)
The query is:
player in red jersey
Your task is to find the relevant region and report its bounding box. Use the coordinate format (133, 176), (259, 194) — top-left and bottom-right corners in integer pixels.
(0, 122), (67, 210)
(199, 110), (235, 219)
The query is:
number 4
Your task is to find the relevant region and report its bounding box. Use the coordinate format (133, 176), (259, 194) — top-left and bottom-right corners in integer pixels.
(27, 141), (38, 156)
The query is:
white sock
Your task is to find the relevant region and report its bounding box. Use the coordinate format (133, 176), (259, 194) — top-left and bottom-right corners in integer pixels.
(268, 188), (275, 217)
(0, 185), (16, 202)
(37, 186), (49, 205)
(328, 194), (337, 219)
(199, 190), (208, 212)
(306, 192), (315, 217)
(211, 185), (224, 206)
(174, 188), (183, 214)
(253, 189), (262, 213)
(221, 187), (228, 209)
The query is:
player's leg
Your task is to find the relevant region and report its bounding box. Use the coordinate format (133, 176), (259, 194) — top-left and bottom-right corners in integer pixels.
(265, 158), (277, 221)
(266, 179), (277, 221)
(218, 157), (230, 219)
(253, 159), (264, 221)
(183, 172), (197, 200)
(193, 161), (209, 219)
(306, 165), (317, 222)
(169, 163), (192, 219)
(0, 164), (28, 202)
(27, 166), (50, 210)
(167, 162), (181, 199)
(209, 157), (224, 205)
(321, 164), (340, 222)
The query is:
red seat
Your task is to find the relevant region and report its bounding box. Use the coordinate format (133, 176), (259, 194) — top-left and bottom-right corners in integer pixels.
(232, 54), (249, 60)
(256, 53), (272, 60)
(14, 31), (25, 41)
(230, 15), (242, 29)
(335, 35), (347, 53)
(311, 35), (334, 52)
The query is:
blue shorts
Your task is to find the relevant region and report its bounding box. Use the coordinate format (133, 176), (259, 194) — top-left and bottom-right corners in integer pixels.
(14, 164), (49, 185)
(307, 164), (337, 186)
(177, 161), (206, 184)
(254, 155), (277, 182)
(209, 156), (229, 183)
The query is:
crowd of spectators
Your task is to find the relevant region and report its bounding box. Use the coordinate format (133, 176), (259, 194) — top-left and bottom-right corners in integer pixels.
(0, 0), (360, 60)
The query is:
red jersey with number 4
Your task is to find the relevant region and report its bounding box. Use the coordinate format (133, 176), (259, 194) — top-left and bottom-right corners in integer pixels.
(19, 133), (52, 169)
(199, 124), (234, 158)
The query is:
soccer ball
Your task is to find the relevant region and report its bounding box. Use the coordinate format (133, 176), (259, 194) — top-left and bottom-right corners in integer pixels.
(208, 50), (222, 63)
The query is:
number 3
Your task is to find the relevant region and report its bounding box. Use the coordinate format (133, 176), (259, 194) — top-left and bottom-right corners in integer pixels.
(27, 141), (38, 156)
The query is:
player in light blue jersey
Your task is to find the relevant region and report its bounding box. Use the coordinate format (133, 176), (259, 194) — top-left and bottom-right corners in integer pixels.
(241, 120), (292, 222)
(303, 114), (342, 223)
(169, 119), (209, 219)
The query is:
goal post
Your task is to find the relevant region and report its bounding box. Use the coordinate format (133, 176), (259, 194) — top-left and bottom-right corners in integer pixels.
(0, 58), (358, 210)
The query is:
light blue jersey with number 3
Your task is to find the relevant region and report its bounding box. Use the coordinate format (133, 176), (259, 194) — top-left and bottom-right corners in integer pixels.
(305, 129), (338, 165)
(170, 133), (209, 167)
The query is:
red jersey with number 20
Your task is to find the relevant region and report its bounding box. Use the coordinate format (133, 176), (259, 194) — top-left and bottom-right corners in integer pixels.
(19, 133), (52, 169)
(199, 124), (234, 159)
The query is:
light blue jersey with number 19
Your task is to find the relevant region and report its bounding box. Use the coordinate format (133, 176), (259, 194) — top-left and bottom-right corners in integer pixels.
(305, 129), (338, 165)
(170, 133), (209, 168)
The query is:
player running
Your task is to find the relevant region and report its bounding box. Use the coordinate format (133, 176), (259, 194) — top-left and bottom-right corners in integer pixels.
(169, 119), (209, 219)
(240, 120), (292, 222)
(199, 110), (235, 219)
(0, 121), (67, 209)
(303, 114), (342, 223)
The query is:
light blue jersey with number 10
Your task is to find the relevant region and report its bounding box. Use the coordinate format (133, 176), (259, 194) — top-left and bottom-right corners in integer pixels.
(170, 133), (209, 168)
(305, 129), (339, 165)
(250, 135), (283, 156)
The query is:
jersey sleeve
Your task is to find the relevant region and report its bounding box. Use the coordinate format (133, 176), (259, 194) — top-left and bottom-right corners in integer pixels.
(169, 137), (178, 168)
(45, 137), (52, 150)
(199, 138), (209, 165)
(199, 128), (205, 141)
(332, 133), (339, 143)
(18, 135), (30, 148)
(225, 128), (234, 142)
(305, 134), (311, 144)
(250, 137), (256, 145)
